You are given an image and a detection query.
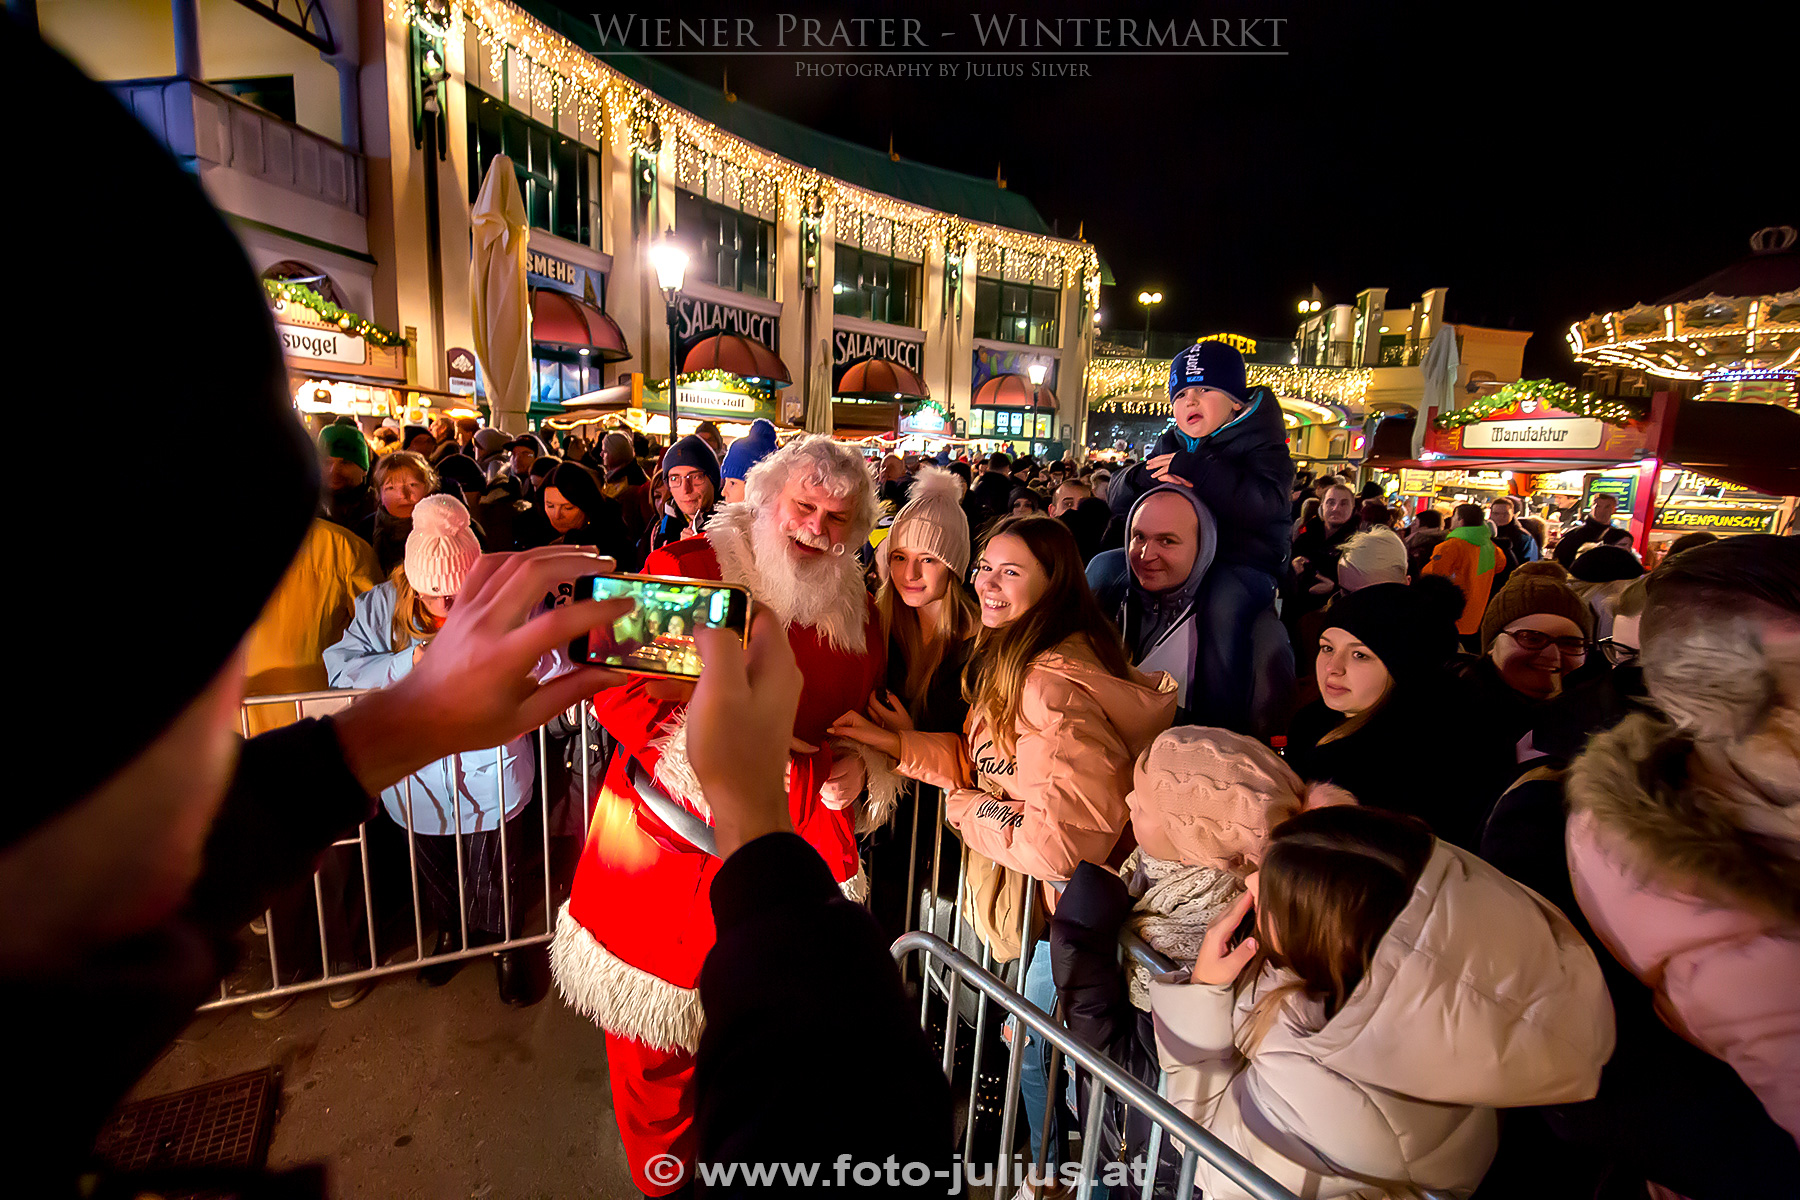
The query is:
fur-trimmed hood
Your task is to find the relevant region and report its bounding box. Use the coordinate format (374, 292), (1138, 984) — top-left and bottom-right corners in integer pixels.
(1568, 710), (1800, 925)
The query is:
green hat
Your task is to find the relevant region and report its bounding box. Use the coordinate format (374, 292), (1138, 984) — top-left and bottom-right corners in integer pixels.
(319, 423), (370, 472)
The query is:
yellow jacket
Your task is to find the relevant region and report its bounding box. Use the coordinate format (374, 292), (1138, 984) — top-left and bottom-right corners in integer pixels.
(242, 518), (382, 733)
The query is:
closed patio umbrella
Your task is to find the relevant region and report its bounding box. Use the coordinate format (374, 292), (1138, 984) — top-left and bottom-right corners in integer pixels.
(1415, 325), (1460, 460)
(471, 155), (531, 433)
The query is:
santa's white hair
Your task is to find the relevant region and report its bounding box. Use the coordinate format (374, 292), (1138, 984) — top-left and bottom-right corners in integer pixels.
(742, 434), (879, 551)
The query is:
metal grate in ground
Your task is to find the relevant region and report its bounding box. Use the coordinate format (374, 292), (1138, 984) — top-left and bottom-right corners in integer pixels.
(94, 1066), (281, 1180)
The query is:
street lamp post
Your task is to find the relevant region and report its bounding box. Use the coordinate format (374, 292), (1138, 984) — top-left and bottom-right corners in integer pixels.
(1136, 290), (1163, 353)
(1027, 360), (1048, 455)
(650, 237), (689, 441)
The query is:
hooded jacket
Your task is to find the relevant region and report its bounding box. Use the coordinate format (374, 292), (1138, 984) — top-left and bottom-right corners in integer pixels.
(1566, 710), (1800, 1145)
(1108, 385), (1295, 575)
(1423, 527), (1507, 636)
(1150, 841), (1616, 1199)
(323, 583), (534, 835)
(895, 635), (1176, 882)
(1088, 485), (1218, 715)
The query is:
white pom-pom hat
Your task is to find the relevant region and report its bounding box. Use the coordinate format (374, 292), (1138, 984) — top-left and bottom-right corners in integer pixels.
(878, 466), (971, 583)
(404, 493), (481, 597)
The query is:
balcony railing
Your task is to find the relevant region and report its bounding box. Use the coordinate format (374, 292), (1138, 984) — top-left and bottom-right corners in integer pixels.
(1295, 339), (1357, 367)
(1377, 341), (1428, 367)
(110, 77), (366, 216)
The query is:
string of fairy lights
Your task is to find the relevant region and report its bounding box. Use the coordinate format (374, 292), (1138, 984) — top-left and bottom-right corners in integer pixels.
(394, 0), (1101, 308)
(1086, 355), (1374, 411)
(1432, 379), (1642, 430)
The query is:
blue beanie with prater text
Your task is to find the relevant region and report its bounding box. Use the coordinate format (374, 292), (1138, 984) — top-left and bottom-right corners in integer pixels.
(1168, 341), (1247, 405)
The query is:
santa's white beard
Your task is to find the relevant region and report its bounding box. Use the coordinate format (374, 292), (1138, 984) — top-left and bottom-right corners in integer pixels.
(750, 514), (856, 628)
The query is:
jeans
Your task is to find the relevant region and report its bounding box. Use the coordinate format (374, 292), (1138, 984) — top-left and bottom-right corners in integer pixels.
(1019, 937), (1061, 1169)
(1192, 563), (1280, 733)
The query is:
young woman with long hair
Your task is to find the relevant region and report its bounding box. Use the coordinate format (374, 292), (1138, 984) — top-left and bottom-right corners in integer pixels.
(833, 467), (978, 943)
(833, 514), (1175, 1185)
(1150, 805), (1615, 1200)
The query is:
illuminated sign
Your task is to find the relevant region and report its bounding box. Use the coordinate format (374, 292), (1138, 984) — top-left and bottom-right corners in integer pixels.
(833, 328), (923, 372)
(675, 295), (779, 354)
(278, 323), (365, 364)
(1462, 417), (1604, 451)
(1655, 507), (1778, 533)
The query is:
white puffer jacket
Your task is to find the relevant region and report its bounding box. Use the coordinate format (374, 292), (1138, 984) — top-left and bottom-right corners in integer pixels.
(1150, 841), (1615, 1199)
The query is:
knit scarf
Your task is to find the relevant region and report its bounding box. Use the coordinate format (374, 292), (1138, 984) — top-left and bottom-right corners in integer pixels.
(1123, 852), (1245, 1010)
(1446, 525), (1496, 574)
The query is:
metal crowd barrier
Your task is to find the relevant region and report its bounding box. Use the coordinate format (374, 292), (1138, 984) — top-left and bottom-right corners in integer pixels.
(209, 689), (604, 1011)
(894, 929), (1297, 1200)
(892, 783), (1301, 1199)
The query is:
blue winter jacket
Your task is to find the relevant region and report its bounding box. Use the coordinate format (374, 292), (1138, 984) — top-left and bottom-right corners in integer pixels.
(322, 582), (534, 835)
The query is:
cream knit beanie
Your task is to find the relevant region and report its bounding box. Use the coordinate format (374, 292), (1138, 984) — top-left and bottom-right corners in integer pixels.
(878, 466), (971, 583)
(403, 493), (481, 597)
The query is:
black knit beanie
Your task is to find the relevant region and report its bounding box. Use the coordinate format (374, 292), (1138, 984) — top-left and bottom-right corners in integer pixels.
(9, 26), (316, 846)
(662, 434), (723, 497)
(1320, 579), (1463, 687)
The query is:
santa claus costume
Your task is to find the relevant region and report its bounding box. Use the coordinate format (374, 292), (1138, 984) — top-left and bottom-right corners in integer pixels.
(550, 439), (898, 1195)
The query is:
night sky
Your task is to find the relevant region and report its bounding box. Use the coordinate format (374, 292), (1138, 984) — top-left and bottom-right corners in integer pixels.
(547, 0), (1794, 379)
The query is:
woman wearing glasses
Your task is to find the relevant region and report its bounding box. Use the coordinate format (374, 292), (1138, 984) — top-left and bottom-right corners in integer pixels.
(1458, 562), (1597, 749)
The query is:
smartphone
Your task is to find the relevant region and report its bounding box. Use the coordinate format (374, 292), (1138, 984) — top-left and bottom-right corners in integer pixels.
(568, 573), (752, 679)
(1226, 901), (1258, 952)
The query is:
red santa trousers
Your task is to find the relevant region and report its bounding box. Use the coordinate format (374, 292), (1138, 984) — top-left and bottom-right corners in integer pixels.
(604, 1030), (696, 1196)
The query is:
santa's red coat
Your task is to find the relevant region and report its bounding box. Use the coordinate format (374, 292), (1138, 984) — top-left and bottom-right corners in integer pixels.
(552, 528), (886, 1053)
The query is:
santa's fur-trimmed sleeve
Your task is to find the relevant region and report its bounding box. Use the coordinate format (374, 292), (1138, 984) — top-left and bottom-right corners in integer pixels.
(834, 738), (904, 835)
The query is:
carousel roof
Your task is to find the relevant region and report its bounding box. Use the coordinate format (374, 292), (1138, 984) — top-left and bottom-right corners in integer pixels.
(1661, 226), (1799, 304)
(1568, 227), (1800, 387)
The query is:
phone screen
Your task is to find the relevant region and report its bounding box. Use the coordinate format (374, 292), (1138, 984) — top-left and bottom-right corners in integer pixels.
(572, 574), (750, 678)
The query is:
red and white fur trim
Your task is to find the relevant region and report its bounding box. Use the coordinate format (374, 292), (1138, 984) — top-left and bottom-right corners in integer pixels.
(550, 903), (705, 1054)
(839, 862), (870, 905)
(837, 739), (903, 835)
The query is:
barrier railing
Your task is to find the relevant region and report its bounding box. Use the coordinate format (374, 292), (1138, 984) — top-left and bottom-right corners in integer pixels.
(895, 930), (1299, 1200)
(211, 689), (601, 1010)
(892, 780), (1293, 1198)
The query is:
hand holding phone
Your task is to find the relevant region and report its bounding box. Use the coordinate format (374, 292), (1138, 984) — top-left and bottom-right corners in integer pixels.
(1191, 890), (1258, 987)
(569, 573), (751, 679)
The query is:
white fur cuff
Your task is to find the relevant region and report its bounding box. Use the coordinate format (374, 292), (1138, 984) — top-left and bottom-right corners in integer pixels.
(840, 739), (903, 835)
(550, 903), (706, 1053)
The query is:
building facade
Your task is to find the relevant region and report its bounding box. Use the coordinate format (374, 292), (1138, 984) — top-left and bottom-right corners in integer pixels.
(41, 0), (1101, 449)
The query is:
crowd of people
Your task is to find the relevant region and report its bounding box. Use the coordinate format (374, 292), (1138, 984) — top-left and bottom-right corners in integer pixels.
(12, 26), (1795, 1199)
(140, 337), (1800, 1199)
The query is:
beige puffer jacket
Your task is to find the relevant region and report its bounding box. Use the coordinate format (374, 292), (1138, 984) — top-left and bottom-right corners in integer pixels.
(895, 635), (1176, 882)
(1150, 842), (1615, 1199)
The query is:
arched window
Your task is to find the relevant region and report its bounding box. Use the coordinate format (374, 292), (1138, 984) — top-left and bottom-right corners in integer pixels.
(262, 261), (344, 308)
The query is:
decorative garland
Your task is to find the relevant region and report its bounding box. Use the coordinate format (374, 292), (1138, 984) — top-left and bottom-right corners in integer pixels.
(1433, 378), (1642, 430)
(264, 279), (408, 347)
(648, 368), (765, 396)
